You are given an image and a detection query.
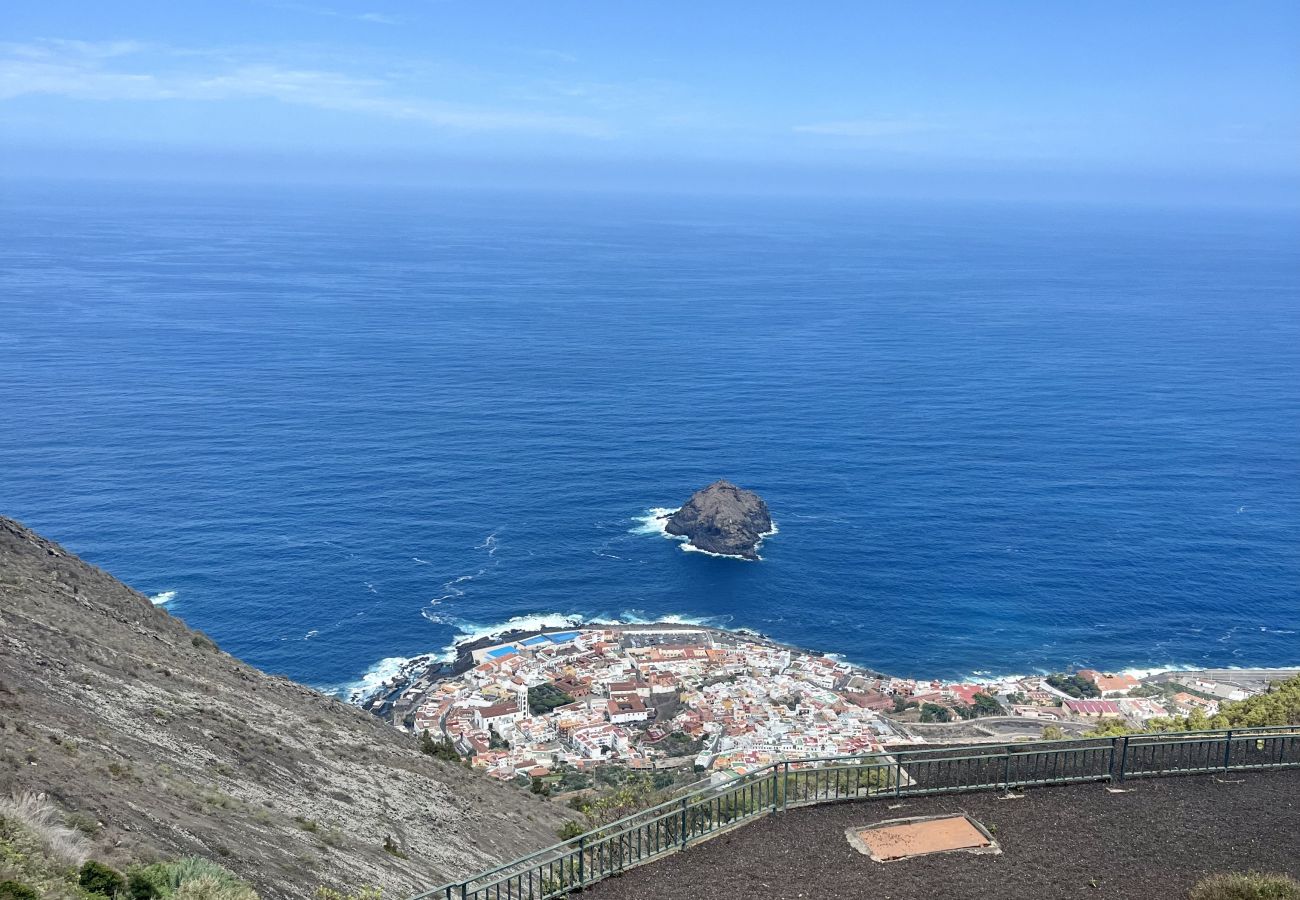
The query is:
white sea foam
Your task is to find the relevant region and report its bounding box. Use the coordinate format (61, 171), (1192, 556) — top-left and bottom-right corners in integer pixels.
(430, 568), (488, 603)
(424, 532), (504, 604)
(449, 612), (588, 643)
(149, 590), (177, 606)
(588, 610), (732, 628)
(629, 507), (679, 536)
(631, 506), (778, 560)
(333, 655), (422, 704)
(948, 661), (1223, 686)
(1117, 663), (1203, 679)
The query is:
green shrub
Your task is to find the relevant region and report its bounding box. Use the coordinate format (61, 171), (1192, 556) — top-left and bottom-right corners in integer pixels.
(1190, 872), (1300, 900)
(153, 857), (251, 893)
(314, 888), (382, 900)
(557, 820), (585, 841)
(127, 864), (171, 899)
(80, 860), (127, 897)
(0, 882), (40, 900)
(172, 875), (257, 900)
(381, 836), (407, 859)
(64, 812), (101, 838)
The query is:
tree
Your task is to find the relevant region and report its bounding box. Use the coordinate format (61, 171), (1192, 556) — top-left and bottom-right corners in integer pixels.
(1041, 724), (1065, 741)
(528, 683), (575, 715)
(1084, 675), (1300, 738)
(1046, 673), (1100, 699)
(973, 692), (1004, 717)
(919, 703), (952, 723)
(419, 729), (461, 762)
(1086, 717), (1130, 737)
(1207, 675), (1300, 729)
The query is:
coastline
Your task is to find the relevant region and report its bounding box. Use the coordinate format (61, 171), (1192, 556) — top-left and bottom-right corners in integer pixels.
(352, 615), (1300, 781)
(357, 619), (855, 718)
(350, 614), (1300, 724)
(339, 610), (1300, 710)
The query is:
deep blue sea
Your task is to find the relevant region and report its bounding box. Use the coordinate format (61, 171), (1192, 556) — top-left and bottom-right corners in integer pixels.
(3, 181), (1298, 696)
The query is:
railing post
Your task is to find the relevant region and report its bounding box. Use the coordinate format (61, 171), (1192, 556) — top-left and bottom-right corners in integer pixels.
(770, 765), (779, 813)
(679, 797), (688, 848)
(781, 761), (790, 810)
(577, 836), (585, 887)
(1002, 752), (1011, 790)
(1108, 736), (1117, 782)
(459, 881), (467, 900)
(1118, 735), (1129, 782)
(1222, 729), (1234, 773)
(894, 753), (903, 798)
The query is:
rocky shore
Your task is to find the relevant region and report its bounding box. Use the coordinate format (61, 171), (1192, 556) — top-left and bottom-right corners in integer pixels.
(665, 480), (774, 560)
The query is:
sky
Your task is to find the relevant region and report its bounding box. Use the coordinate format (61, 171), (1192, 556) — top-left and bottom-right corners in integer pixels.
(3, 1), (1299, 203)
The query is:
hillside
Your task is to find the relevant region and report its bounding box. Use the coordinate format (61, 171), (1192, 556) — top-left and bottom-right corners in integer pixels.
(0, 516), (567, 898)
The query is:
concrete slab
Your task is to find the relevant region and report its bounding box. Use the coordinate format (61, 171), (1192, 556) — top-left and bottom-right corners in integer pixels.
(847, 813), (1001, 862)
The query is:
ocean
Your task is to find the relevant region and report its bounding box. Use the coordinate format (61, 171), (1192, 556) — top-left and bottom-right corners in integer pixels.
(2, 181), (1298, 697)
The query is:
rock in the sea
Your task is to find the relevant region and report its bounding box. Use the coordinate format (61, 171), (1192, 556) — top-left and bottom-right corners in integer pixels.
(665, 480), (773, 560)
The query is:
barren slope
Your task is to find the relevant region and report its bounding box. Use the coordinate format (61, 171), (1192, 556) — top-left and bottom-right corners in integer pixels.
(0, 516), (567, 898)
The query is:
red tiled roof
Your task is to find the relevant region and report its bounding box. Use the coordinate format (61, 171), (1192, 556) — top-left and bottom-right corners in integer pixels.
(1064, 699), (1122, 715)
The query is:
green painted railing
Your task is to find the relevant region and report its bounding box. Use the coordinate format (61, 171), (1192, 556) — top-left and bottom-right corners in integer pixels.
(412, 725), (1300, 900)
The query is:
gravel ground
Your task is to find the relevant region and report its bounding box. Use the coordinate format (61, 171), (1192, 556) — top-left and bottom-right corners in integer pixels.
(581, 769), (1300, 900)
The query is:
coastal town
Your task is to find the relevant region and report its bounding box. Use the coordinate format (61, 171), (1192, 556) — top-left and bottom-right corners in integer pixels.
(376, 624), (1295, 788)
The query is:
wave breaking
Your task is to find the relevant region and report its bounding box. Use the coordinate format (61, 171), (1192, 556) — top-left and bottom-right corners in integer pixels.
(630, 507), (779, 561)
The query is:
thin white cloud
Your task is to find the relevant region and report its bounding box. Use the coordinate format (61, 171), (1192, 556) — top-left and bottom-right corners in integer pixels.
(532, 49), (580, 65)
(793, 118), (938, 139)
(260, 1), (404, 26)
(0, 39), (612, 136)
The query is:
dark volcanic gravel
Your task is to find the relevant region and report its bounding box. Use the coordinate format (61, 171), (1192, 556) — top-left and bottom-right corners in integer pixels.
(581, 769), (1300, 900)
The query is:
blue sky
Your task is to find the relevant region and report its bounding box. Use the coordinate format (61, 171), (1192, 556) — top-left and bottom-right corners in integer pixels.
(3, 1), (1298, 202)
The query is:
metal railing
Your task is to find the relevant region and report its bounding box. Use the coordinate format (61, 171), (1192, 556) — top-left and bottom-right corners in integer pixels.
(413, 725), (1300, 900)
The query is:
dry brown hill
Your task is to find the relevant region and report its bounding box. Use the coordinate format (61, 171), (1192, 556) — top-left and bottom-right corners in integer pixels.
(0, 515), (567, 898)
